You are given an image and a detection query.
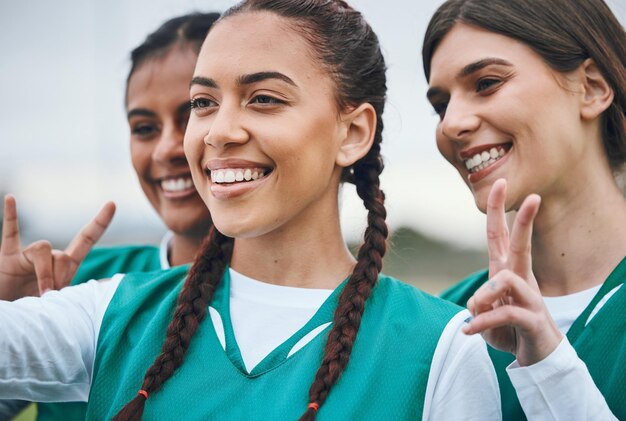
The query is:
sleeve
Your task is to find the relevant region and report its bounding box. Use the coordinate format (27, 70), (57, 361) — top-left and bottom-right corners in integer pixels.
(0, 400), (29, 420)
(423, 309), (502, 420)
(507, 337), (617, 421)
(0, 275), (121, 403)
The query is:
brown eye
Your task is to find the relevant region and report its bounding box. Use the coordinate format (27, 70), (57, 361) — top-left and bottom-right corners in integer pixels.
(131, 123), (159, 138)
(251, 95), (283, 105)
(190, 97), (217, 110)
(476, 78), (501, 92)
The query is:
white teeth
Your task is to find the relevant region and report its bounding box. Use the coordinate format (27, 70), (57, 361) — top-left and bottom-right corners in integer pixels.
(161, 177), (194, 192)
(210, 168), (267, 184)
(463, 146), (509, 173)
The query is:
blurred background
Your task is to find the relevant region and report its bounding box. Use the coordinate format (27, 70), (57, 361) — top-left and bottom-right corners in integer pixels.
(1, 0), (624, 294)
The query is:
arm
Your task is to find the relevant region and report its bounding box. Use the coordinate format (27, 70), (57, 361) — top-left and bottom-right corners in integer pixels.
(0, 195), (115, 300)
(424, 309), (502, 420)
(464, 180), (616, 419)
(508, 338), (617, 421)
(0, 276), (121, 402)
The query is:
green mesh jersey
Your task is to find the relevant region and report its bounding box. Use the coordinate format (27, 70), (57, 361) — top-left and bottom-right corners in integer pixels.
(87, 267), (462, 420)
(440, 257), (626, 420)
(36, 244), (162, 421)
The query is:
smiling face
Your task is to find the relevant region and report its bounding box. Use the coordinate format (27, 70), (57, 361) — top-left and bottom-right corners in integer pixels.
(428, 23), (592, 212)
(127, 46), (212, 237)
(184, 11), (348, 239)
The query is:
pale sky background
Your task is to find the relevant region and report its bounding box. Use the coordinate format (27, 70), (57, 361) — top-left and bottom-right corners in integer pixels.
(1, 0), (625, 249)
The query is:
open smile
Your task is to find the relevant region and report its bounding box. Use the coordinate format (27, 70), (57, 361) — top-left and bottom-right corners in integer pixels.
(156, 175), (197, 199)
(462, 143), (512, 174)
(205, 160), (274, 199)
(210, 167), (272, 184)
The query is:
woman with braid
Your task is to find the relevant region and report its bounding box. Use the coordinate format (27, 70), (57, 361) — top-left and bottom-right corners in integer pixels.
(0, 12), (218, 421)
(423, 0), (625, 419)
(0, 0), (543, 419)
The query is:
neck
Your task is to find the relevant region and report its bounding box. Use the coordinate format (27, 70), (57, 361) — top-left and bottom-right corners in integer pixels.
(531, 173), (626, 296)
(168, 232), (205, 267)
(230, 204), (356, 290)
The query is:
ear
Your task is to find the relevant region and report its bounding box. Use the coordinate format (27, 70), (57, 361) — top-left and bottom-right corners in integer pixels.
(579, 58), (614, 121)
(335, 103), (377, 168)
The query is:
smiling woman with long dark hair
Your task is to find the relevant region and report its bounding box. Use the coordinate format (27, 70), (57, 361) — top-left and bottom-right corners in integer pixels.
(423, 0), (626, 418)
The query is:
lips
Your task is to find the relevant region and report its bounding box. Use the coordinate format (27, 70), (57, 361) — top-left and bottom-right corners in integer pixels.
(204, 159), (274, 199)
(210, 167), (269, 184)
(460, 142), (513, 184)
(157, 175), (197, 199)
(462, 143), (511, 174)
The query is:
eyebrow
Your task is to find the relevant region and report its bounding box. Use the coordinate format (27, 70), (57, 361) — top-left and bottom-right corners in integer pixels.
(459, 57), (513, 77)
(126, 102), (190, 120)
(238, 71), (296, 87)
(189, 72), (297, 90)
(426, 57), (513, 101)
(127, 108), (156, 119)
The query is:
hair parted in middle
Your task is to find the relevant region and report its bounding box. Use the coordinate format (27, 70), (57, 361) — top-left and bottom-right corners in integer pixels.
(113, 1), (388, 420)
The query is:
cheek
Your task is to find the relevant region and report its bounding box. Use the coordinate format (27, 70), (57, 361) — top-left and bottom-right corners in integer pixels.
(183, 122), (204, 164)
(435, 129), (456, 166)
(130, 142), (152, 176)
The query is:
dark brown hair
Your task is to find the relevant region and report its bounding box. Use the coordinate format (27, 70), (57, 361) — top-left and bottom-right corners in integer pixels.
(113, 1), (388, 420)
(125, 12), (220, 106)
(422, 0), (626, 170)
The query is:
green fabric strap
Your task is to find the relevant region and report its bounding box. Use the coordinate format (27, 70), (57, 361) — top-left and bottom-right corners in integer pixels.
(566, 256), (626, 343)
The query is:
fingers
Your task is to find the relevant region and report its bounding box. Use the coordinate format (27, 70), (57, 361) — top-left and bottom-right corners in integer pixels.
(65, 201), (116, 263)
(1, 195), (21, 254)
(467, 270), (539, 317)
(486, 179), (510, 277)
(463, 304), (537, 336)
(23, 240), (55, 294)
(509, 194), (541, 282)
(51, 250), (79, 290)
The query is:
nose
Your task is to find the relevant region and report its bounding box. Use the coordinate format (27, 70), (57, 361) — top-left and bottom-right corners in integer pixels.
(152, 122), (186, 166)
(440, 95), (480, 141)
(203, 103), (249, 149)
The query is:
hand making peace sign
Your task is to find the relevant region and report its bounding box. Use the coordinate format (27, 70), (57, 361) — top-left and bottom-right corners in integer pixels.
(463, 179), (563, 366)
(0, 195), (115, 301)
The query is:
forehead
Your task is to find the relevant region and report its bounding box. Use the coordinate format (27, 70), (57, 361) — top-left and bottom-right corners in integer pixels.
(429, 23), (544, 83)
(127, 47), (197, 105)
(195, 11), (328, 85)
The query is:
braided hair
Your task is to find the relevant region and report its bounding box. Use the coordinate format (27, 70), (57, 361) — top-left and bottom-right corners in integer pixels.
(114, 1), (387, 419)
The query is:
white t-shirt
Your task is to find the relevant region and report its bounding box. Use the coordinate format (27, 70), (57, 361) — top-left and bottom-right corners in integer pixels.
(0, 270), (500, 419)
(0, 272), (621, 420)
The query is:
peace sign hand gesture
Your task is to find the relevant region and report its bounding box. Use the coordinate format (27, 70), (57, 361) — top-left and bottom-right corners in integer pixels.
(0, 195), (116, 301)
(463, 179), (563, 366)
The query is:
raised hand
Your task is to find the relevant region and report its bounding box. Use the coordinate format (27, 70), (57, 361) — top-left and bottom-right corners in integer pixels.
(463, 179), (562, 366)
(0, 195), (116, 300)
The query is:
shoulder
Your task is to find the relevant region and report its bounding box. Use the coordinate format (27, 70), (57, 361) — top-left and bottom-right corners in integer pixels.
(85, 244), (160, 262)
(115, 265), (189, 297)
(72, 244), (161, 285)
(368, 274), (464, 331)
(439, 268), (489, 307)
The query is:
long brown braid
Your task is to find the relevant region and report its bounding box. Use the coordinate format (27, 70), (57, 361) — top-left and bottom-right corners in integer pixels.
(300, 139), (387, 420)
(112, 228), (233, 420)
(115, 0), (387, 419)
